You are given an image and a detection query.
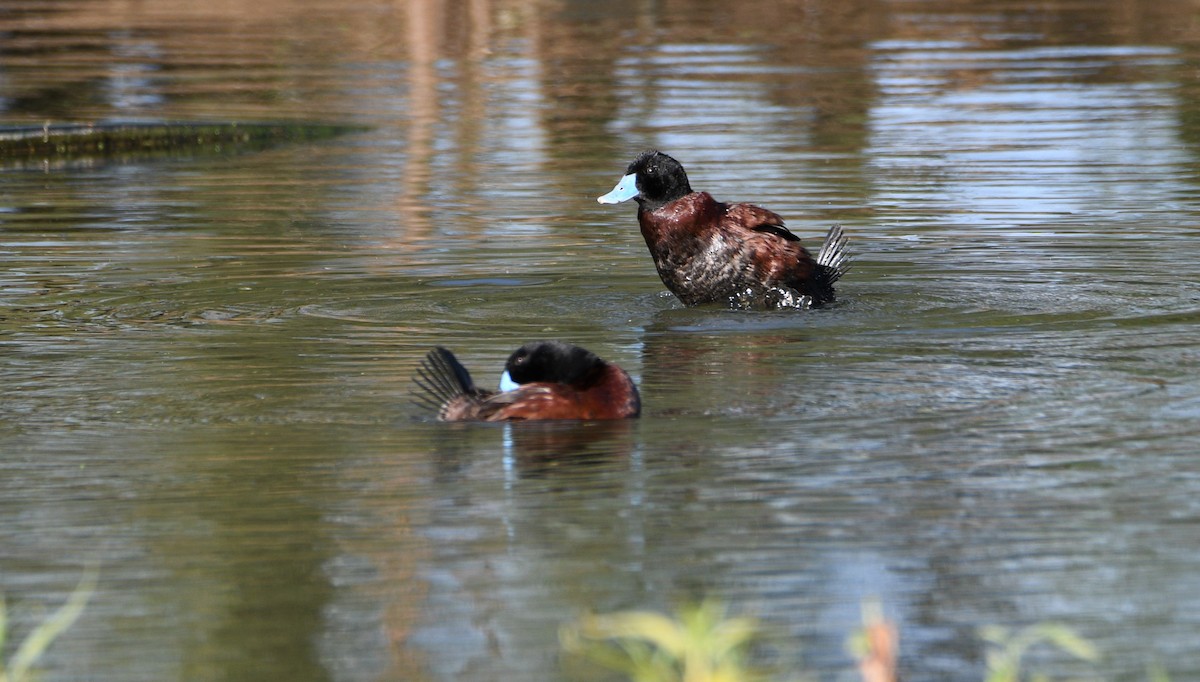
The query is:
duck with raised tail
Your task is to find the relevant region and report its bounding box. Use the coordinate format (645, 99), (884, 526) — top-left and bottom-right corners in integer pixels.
(599, 150), (849, 309)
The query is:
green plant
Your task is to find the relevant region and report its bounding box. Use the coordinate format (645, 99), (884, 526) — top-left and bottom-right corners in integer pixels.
(1, 566), (97, 682)
(563, 599), (1170, 682)
(980, 623), (1099, 682)
(560, 599), (767, 682)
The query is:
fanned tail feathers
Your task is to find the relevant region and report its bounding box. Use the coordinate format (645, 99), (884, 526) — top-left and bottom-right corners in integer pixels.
(815, 224), (850, 288)
(412, 347), (478, 418)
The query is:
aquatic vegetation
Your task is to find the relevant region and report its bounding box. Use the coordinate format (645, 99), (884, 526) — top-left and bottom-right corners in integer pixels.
(564, 600), (1156, 682)
(980, 622), (1099, 682)
(560, 599), (770, 682)
(0, 567), (97, 682)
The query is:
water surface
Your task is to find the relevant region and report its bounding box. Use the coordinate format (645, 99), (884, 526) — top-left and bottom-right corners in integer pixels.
(3, 0), (1200, 679)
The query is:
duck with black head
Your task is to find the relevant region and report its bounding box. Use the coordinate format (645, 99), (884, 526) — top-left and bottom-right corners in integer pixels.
(598, 150), (849, 309)
(413, 341), (641, 421)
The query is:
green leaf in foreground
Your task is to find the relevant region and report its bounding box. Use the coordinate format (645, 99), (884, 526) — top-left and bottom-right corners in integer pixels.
(560, 600), (768, 682)
(981, 622), (1099, 682)
(1, 566), (98, 682)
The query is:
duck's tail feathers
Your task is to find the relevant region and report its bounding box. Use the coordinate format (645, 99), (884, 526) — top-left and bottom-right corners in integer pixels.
(815, 224), (850, 286)
(809, 225), (850, 306)
(412, 347), (477, 417)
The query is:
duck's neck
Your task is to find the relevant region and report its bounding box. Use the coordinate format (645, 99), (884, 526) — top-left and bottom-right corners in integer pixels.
(637, 192), (720, 244)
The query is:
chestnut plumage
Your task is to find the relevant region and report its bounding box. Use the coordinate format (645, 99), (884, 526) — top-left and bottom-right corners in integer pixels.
(413, 341), (641, 421)
(599, 150), (849, 309)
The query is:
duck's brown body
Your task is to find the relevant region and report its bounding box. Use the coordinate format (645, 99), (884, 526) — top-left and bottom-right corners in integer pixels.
(414, 343), (641, 422)
(439, 363), (640, 421)
(600, 150), (848, 309)
(638, 192), (834, 307)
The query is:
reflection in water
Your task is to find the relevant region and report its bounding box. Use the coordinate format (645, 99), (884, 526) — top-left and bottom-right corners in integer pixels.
(867, 42), (1186, 228)
(639, 309), (815, 418)
(4, 0), (1200, 680)
(384, 421), (649, 680)
(501, 420), (637, 477)
(427, 421), (638, 480)
(396, 0), (443, 242)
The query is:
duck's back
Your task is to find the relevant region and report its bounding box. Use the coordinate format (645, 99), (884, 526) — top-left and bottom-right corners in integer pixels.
(637, 192), (825, 307)
(491, 365), (640, 420)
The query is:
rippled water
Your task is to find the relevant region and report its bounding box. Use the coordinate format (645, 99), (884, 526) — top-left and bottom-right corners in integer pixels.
(3, 0), (1200, 680)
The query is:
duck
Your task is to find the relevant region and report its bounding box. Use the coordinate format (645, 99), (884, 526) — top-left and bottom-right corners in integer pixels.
(413, 341), (641, 421)
(598, 150), (849, 309)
